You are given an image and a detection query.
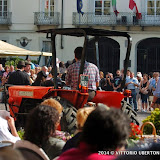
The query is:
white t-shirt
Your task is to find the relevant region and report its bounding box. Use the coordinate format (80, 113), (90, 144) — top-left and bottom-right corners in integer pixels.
(0, 117), (20, 143)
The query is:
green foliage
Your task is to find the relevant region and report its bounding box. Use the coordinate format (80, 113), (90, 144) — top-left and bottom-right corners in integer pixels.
(17, 128), (25, 140)
(31, 60), (38, 64)
(142, 108), (160, 135)
(5, 56), (23, 68)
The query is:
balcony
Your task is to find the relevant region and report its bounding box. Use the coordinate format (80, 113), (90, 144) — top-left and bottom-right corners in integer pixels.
(34, 12), (60, 26)
(0, 12), (12, 25)
(73, 12), (160, 27)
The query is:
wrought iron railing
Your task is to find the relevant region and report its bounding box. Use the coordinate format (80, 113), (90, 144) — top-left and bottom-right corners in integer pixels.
(73, 12), (160, 26)
(0, 12), (12, 25)
(34, 12), (60, 25)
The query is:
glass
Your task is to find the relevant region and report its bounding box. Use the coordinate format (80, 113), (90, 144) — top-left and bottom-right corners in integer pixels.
(95, 1), (102, 7)
(104, 8), (110, 15)
(50, 0), (54, 5)
(4, 1), (7, 5)
(95, 8), (102, 15)
(104, 1), (110, 7)
(50, 6), (54, 12)
(4, 6), (7, 11)
(147, 8), (155, 15)
(156, 8), (160, 15)
(157, 1), (160, 7)
(147, 1), (154, 7)
(43, 41), (51, 52)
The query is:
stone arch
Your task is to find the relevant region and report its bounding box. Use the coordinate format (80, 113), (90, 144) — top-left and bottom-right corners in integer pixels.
(137, 37), (160, 74)
(86, 37), (120, 75)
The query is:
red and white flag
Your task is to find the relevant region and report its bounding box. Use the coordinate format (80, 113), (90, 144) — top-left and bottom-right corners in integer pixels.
(129, 0), (141, 19)
(129, 0), (136, 10)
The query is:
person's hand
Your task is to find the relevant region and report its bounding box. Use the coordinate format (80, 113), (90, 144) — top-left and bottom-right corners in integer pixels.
(6, 116), (15, 129)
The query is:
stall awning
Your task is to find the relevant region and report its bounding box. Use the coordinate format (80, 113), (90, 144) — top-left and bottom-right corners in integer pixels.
(0, 40), (52, 57)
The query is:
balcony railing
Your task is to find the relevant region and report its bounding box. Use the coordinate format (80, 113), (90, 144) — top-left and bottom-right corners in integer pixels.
(73, 12), (160, 26)
(0, 12), (12, 25)
(34, 12), (60, 25)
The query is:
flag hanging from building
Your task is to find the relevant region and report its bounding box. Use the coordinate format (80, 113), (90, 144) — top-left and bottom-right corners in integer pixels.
(112, 0), (119, 16)
(129, 0), (136, 10)
(77, 0), (84, 15)
(129, 0), (141, 19)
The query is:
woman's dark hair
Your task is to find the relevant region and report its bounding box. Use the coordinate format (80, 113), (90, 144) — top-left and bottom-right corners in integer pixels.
(24, 105), (59, 147)
(4, 66), (9, 72)
(32, 71), (47, 86)
(80, 107), (130, 152)
(59, 61), (65, 68)
(148, 72), (153, 78)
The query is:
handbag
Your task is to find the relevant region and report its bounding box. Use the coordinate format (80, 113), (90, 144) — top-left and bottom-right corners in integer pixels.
(141, 88), (148, 95)
(135, 122), (160, 149)
(140, 122), (157, 142)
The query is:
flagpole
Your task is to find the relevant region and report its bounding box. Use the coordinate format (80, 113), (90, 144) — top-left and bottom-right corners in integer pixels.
(79, 13), (80, 25)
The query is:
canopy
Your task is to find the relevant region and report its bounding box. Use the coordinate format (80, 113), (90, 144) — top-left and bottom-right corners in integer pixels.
(0, 40), (52, 57)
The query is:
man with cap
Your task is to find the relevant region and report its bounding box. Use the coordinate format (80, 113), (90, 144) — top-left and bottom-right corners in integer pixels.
(24, 61), (31, 76)
(8, 60), (30, 85)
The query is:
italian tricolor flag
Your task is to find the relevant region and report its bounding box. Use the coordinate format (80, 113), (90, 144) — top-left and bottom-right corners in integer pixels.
(112, 0), (119, 16)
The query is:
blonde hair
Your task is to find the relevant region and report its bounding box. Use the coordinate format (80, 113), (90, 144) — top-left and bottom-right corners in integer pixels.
(41, 98), (63, 114)
(76, 107), (95, 130)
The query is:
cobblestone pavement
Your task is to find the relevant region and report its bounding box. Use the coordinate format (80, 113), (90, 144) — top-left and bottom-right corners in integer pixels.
(0, 103), (150, 127)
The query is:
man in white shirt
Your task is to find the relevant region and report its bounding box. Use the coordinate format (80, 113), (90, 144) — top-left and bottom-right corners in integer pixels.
(125, 72), (139, 112)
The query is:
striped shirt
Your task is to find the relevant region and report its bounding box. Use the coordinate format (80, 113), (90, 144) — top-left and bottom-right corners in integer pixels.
(65, 61), (100, 90)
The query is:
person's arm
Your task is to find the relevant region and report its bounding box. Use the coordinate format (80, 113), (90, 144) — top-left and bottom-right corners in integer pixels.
(117, 84), (121, 89)
(95, 68), (100, 88)
(65, 67), (71, 86)
(96, 82), (99, 88)
(125, 82), (131, 87)
(139, 81), (142, 91)
(145, 81), (150, 90)
(108, 78), (112, 86)
(6, 116), (19, 137)
(151, 96), (158, 108)
(133, 79), (139, 87)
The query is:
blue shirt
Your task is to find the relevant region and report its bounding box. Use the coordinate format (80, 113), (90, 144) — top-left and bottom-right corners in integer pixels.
(126, 77), (138, 90)
(154, 78), (160, 98)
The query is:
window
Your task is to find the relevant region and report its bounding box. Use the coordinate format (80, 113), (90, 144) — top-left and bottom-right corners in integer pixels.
(43, 41), (51, 52)
(0, 0), (7, 16)
(95, 0), (111, 15)
(147, 0), (160, 15)
(45, 0), (54, 13)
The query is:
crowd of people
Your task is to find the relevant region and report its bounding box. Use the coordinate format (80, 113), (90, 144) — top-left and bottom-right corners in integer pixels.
(0, 52), (159, 112)
(0, 46), (160, 160)
(99, 70), (160, 112)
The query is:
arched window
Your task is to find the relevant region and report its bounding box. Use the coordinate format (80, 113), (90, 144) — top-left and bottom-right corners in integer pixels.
(137, 38), (160, 73)
(87, 37), (120, 75)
